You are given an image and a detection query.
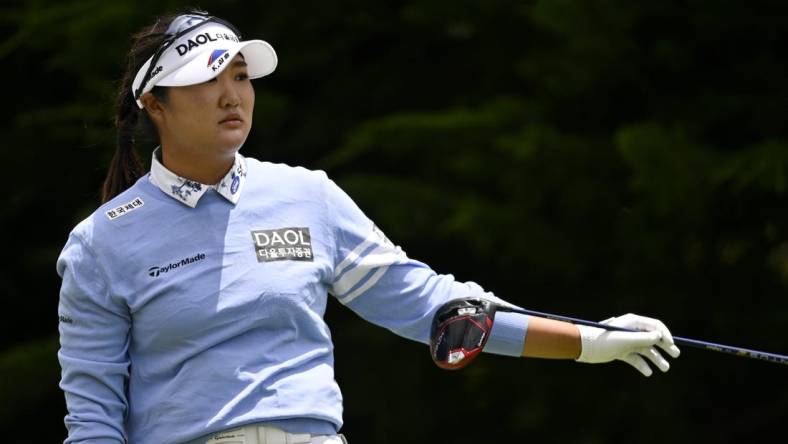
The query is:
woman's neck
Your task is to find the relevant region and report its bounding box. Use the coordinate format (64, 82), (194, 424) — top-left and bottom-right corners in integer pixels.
(160, 146), (236, 185)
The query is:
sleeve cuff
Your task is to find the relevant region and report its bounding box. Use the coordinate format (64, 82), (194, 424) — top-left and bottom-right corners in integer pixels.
(483, 311), (529, 357)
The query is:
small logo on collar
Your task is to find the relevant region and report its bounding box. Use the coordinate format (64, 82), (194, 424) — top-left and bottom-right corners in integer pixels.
(231, 175), (240, 194)
(171, 180), (203, 202)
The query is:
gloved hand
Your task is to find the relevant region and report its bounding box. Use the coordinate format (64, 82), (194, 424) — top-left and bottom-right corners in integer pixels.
(575, 313), (681, 376)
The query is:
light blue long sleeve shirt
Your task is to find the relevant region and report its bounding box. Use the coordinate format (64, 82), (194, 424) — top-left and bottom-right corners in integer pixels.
(56, 152), (529, 444)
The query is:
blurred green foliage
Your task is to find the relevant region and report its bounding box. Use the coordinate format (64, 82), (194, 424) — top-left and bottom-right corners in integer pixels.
(2, 0), (787, 442)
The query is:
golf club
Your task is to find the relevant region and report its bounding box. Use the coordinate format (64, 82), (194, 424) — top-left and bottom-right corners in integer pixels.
(430, 297), (788, 369)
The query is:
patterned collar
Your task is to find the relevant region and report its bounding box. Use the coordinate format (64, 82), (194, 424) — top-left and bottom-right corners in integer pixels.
(149, 148), (247, 208)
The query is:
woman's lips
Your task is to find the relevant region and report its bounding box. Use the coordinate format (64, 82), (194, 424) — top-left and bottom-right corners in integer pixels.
(219, 114), (243, 128)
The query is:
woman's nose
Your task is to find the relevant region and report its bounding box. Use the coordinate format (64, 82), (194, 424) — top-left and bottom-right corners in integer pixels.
(219, 77), (241, 108)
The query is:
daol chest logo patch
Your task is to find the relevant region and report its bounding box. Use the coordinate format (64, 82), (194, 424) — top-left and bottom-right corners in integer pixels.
(251, 227), (313, 262)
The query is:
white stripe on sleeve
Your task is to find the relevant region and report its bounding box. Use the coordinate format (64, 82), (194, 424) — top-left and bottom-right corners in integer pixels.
(332, 244), (407, 297)
(333, 232), (377, 277)
(337, 265), (391, 304)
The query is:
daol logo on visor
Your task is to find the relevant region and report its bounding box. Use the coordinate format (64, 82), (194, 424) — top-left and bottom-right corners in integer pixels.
(175, 31), (239, 56)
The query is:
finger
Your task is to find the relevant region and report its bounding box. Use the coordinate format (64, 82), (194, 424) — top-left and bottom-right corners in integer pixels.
(658, 342), (681, 358)
(638, 346), (670, 372)
(648, 318), (678, 352)
(609, 330), (662, 349)
(640, 321), (680, 358)
(633, 318), (679, 358)
(620, 353), (653, 377)
(610, 314), (680, 357)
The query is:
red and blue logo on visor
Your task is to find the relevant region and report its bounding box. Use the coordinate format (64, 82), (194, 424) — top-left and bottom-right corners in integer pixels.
(208, 49), (229, 66)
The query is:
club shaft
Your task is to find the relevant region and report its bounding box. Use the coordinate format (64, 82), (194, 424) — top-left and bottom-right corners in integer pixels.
(501, 307), (788, 366)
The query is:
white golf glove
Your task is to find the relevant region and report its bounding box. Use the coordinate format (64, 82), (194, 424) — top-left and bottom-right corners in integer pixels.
(575, 313), (681, 376)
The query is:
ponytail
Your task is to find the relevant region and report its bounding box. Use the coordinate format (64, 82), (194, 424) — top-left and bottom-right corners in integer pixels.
(101, 13), (179, 203)
(101, 79), (146, 203)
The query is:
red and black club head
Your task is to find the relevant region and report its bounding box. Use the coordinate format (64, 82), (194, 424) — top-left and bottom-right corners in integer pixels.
(430, 298), (497, 370)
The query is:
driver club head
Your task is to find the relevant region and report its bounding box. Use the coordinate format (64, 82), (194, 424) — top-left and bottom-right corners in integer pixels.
(430, 298), (497, 370)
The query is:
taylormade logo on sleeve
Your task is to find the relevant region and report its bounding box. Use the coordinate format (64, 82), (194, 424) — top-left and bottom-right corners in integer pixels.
(148, 253), (206, 277)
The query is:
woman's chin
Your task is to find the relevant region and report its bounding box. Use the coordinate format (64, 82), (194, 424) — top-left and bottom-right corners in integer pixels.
(216, 133), (249, 152)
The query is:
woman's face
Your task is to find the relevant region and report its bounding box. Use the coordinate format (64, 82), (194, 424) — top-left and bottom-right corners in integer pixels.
(153, 54), (255, 159)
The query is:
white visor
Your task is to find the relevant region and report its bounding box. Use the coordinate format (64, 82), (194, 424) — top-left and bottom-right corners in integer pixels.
(131, 21), (277, 108)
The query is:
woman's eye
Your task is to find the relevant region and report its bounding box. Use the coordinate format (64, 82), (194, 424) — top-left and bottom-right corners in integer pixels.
(236, 73), (249, 81)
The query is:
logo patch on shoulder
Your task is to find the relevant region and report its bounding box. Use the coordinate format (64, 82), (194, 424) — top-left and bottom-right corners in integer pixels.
(106, 197), (144, 220)
(251, 227), (313, 262)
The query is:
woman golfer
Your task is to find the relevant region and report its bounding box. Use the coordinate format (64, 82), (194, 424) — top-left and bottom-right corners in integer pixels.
(56, 10), (680, 444)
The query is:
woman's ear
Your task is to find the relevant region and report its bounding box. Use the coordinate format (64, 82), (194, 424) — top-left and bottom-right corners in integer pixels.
(139, 92), (165, 123)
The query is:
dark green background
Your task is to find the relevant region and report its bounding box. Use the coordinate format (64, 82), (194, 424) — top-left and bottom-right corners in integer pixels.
(2, 0), (787, 442)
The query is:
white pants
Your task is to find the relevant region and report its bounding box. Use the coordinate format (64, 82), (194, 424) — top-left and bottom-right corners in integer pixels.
(201, 425), (347, 444)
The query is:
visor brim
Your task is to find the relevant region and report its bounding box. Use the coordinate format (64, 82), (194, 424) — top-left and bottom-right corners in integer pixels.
(156, 39), (277, 87)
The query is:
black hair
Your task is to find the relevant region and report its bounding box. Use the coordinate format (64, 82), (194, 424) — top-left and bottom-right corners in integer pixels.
(101, 13), (181, 203)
